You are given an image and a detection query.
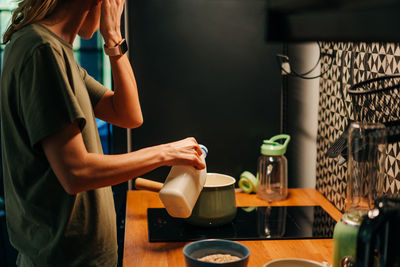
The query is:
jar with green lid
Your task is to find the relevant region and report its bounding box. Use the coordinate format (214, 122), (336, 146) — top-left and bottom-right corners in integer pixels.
(257, 134), (290, 202)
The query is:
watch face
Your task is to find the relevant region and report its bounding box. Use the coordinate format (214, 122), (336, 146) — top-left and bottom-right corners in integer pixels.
(120, 39), (128, 55)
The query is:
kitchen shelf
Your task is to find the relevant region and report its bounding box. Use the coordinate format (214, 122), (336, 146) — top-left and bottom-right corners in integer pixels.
(266, 0), (400, 42)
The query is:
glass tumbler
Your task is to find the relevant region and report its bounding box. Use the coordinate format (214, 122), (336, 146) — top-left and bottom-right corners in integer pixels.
(346, 122), (387, 212)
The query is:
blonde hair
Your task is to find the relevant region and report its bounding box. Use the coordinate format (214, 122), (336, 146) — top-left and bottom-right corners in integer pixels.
(2, 0), (59, 44)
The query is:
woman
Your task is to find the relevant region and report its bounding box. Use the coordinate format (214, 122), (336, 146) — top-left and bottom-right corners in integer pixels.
(0, 0), (205, 266)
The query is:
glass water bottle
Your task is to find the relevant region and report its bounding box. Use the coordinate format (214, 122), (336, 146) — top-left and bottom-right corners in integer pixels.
(257, 134), (290, 202)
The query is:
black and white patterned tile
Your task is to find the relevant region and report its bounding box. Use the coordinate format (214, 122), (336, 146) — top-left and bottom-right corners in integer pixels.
(317, 42), (400, 212)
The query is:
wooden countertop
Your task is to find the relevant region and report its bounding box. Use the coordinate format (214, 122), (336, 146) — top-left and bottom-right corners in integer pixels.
(123, 189), (342, 267)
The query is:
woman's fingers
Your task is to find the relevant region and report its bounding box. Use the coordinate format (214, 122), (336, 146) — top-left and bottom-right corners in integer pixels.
(100, 0), (125, 47)
(163, 138), (206, 169)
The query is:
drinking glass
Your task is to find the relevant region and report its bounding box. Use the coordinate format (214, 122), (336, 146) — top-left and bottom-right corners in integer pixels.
(346, 122), (387, 212)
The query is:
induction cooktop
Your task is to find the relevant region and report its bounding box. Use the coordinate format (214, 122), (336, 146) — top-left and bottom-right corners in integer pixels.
(147, 206), (336, 242)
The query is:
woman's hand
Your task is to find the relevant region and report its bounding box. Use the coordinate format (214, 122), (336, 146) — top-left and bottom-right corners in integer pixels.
(95, 0), (144, 129)
(100, 0), (125, 48)
(161, 138), (206, 170)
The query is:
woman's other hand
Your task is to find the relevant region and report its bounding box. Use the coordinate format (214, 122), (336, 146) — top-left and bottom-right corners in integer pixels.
(100, 0), (125, 47)
(161, 138), (206, 170)
(95, 0), (143, 129)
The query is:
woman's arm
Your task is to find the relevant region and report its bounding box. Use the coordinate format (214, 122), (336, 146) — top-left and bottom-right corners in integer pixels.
(41, 121), (205, 194)
(94, 54), (143, 128)
(94, 0), (143, 128)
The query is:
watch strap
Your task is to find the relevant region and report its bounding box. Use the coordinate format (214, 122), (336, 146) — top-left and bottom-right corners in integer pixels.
(104, 39), (128, 56)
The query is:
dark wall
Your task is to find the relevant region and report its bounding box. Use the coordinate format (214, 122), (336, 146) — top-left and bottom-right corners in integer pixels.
(126, 0), (282, 182)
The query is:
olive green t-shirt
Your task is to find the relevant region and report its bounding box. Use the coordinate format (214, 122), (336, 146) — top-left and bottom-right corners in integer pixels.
(0, 24), (117, 266)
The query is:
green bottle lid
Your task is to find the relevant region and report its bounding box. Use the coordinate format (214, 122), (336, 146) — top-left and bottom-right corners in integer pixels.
(261, 134), (291, 156)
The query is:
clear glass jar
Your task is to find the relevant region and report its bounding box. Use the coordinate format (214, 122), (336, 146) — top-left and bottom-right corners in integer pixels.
(256, 135), (290, 202)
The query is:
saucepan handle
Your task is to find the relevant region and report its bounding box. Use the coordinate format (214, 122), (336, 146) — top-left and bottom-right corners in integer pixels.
(134, 178), (163, 192)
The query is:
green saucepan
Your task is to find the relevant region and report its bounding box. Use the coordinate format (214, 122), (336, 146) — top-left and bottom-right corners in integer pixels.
(135, 173), (237, 227)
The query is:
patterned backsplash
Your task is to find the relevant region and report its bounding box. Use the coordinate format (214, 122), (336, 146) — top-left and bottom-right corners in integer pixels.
(316, 42), (400, 212)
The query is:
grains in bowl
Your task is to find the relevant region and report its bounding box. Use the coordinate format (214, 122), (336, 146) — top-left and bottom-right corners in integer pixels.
(198, 254), (241, 263)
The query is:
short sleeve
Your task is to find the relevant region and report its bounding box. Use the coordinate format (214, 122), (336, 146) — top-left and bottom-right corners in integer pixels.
(19, 44), (86, 147)
(79, 66), (109, 109)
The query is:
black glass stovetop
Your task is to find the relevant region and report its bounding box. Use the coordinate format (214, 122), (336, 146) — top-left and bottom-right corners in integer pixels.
(147, 206), (336, 242)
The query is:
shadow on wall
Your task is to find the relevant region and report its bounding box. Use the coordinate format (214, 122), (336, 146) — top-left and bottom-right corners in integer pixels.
(281, 42), (321, 189)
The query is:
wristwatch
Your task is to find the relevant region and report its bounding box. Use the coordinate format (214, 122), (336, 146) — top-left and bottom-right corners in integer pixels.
(104, 39), (128, 56)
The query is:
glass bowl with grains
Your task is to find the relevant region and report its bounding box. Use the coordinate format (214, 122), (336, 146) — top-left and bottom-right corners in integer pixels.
(183, 239), (250, 267)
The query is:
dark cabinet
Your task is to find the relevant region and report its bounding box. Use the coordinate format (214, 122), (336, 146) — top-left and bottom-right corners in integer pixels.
(266, 0), (400, 42)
